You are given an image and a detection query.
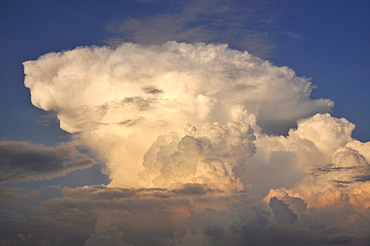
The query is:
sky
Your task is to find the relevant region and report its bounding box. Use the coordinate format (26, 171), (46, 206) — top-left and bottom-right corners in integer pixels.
(0, 0), (369, 245)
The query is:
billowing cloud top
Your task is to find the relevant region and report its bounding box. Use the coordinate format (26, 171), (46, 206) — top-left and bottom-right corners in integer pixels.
(24, 42), (333, 133)
(24, 41), (333, 187)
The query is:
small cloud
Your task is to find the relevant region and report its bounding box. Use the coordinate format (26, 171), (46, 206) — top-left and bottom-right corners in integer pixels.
(353, 175), (370, 182)
(121, 96), (154, 111)
(269, 197), (298, 224)
(142, 86), (163, 94)
(116, 117), (144, 127)
(281, 30), (304, 40)
(172, 183), (221, 195)
(308, 164), (357, 175)
(330, 180), (353, 188)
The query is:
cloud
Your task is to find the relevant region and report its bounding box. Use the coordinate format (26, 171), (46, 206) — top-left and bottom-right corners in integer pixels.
(0, 187), (39, 207)
(237, 113), (355, 200)
(107, 0), (284, 58)
(0, 141), (96, 183)
(24, 41), (333, 188)
(269, 197), (298, 224)
(0, 187), (40, 222)
(262, 137), (370, 211)
(8, 184), (363, 245)
(138, 121), (256, 191)
(27, 184), (234, 245)
(21, 41), (370, 245)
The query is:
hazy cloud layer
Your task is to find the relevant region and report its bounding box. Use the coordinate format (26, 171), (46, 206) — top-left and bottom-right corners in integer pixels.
(0, 141), (96, 183)
(108, 0), (284, 58)
(14, 185), (366, 245)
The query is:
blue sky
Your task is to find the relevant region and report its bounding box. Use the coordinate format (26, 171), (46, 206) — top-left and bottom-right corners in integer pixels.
(273, 0), (370, 141)
(0, 1), (369, 245)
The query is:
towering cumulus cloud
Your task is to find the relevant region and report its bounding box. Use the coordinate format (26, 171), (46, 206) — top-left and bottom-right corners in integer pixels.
(23, 42), (370, 245)
(24, 42), (332, 187)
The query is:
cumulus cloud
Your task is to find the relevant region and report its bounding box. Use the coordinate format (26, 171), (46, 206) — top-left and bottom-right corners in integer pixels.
(0, 141), (96, 183)
(138, 121), (256, 191)
(258, 115), (370, 243)
(261, 126), (370, 211)
(24, 41), (333, 188)
(20, 41), (370, 245)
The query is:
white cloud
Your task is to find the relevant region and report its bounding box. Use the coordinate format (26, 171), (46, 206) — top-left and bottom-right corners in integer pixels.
(139, 121), (255, 191)
(24, 42), (333, 188)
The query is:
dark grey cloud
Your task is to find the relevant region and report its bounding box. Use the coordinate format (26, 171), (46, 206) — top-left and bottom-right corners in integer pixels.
(142, 85), (163, 94)
(0, 141), (96, 183)
(26, 184), (229, 245)
(171, 183), (221, 195)
(309, 164), (357, 174)
(354, 175), (370, 182)
(0, 187), (40, 222)
(116, 117), (144, 127)
(0, 187), (39, 207)
(269, 197), (298, 224)
(121, 96), (154, 111)
(308, 163), (370, 187)
(62, 183), (222, 201)
(330, 180), (353, 188)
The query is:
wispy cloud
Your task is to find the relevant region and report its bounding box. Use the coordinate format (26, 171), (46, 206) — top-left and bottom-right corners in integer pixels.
(107, 0), (284, 58)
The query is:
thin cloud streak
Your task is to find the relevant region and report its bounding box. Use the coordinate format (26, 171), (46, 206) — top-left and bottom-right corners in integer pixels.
(0, 141), (96, 183)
